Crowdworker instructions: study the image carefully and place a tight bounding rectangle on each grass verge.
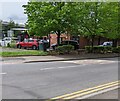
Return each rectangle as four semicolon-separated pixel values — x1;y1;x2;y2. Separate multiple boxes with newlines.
0;50;48;57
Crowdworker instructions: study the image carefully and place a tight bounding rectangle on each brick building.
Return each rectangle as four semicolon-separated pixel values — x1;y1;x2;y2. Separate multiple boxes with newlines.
79;36;120;49
43;33;120;49
49;33;70;46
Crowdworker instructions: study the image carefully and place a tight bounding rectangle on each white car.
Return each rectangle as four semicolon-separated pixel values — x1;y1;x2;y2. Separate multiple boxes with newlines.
99;41;112;46
0;37;12;46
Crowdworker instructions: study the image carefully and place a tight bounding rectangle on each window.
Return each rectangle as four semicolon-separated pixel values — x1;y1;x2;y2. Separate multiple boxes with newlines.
106;43;111;46
69;41;77;45
61;41;68;44
24;39;28;42
28;40;34;42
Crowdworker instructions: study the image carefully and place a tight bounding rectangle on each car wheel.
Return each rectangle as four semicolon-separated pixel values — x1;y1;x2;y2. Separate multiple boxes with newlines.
32;45;37;50
17;44;21;49
24;47;27;49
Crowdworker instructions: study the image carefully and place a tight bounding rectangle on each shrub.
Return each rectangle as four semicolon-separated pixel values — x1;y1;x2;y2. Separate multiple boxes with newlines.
56;46;64;54
85;46;112;53
112;46;120;53
85;46;92;53
103;46;112;53
10;43;16;48
93;46;104;53
56;45;74;54
48;50;58;55
7;42;16;48
63;45;74;54
118;46;120;53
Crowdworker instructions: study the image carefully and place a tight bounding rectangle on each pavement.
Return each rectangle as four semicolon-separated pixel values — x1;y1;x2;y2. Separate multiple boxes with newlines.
0;46;119;63
1;52;120;63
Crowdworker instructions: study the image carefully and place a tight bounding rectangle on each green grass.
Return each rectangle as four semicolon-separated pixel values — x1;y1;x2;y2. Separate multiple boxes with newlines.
0;50;48;57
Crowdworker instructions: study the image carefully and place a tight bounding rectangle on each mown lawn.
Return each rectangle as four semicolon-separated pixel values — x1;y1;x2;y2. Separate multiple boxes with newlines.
0;50;48;57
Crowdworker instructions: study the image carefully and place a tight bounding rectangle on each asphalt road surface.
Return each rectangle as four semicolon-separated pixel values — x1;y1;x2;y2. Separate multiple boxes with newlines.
1;57;119;99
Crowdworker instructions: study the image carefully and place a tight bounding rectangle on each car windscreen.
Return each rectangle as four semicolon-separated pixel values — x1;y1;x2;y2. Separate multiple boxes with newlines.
69;41;78;45
61;41;68;44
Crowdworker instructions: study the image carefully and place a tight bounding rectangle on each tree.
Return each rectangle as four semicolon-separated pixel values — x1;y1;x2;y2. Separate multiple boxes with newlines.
23;2;80;45
73;2;103;49
75;2;119;47
23;2;119;48
98;2;119;47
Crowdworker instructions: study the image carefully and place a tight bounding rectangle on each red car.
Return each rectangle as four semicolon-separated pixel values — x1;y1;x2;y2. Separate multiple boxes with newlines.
16;39;39;50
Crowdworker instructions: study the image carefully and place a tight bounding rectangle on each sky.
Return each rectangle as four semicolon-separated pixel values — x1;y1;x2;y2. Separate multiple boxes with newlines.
0;0;28;24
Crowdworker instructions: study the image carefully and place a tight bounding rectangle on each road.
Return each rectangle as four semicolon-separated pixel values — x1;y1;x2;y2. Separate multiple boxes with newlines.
1;57;119;99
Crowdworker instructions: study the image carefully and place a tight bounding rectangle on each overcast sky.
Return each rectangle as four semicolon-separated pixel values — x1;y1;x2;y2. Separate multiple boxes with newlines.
0;0;28;24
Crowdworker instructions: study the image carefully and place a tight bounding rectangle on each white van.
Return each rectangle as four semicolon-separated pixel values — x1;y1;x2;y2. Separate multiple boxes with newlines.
0;37;12;46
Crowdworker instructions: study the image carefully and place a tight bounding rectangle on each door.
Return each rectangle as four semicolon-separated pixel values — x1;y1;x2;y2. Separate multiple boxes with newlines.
28;40;34;47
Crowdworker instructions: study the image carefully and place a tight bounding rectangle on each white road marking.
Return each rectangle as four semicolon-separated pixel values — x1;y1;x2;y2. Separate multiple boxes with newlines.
62;59;117;65
40;60;117;71
40;64;86;71
0;72;7;75
40;67;55;70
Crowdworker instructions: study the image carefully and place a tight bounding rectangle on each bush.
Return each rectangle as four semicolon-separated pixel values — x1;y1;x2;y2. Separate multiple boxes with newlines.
56;45;74;54
48;50;58;55
103;46;112;53
63;45;74;53
56;46;64;54
85;46;92;53
85;46;112;53
112;46;120;53
7;40;16;48
93;46;104;53
10;43;16;48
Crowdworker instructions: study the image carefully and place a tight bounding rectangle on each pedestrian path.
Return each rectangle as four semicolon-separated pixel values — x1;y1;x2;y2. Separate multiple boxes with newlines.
1;53;119;64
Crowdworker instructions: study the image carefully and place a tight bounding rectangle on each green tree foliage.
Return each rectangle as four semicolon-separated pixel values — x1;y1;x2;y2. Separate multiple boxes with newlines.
23;2;78;36
98;2;119;39
24;2;58;35
23;2;119;46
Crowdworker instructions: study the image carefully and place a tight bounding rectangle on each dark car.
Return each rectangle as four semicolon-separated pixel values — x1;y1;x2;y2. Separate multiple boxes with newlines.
51;40;79;50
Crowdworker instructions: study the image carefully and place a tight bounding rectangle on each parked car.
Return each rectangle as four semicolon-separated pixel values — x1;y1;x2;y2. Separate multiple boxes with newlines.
16;39;39;50
51;40;79;50
99;41;112;46
0;37;12;46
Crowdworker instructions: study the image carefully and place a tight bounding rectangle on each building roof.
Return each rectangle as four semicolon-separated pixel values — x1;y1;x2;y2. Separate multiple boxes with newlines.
11;28;28;31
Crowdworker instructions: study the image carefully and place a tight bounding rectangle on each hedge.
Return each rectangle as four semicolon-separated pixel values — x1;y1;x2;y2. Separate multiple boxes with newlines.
56;45;74;54
112;46;120;53
85;46;120;53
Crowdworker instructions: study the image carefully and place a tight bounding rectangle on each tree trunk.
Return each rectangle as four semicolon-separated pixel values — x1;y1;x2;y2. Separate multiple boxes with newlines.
98;36;101;45
91;35;95;53
91;38;94;48
57;30;61;45
112;39;117;47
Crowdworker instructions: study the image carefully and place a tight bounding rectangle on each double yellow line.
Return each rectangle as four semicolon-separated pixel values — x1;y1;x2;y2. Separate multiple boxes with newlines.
51;80;120;100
